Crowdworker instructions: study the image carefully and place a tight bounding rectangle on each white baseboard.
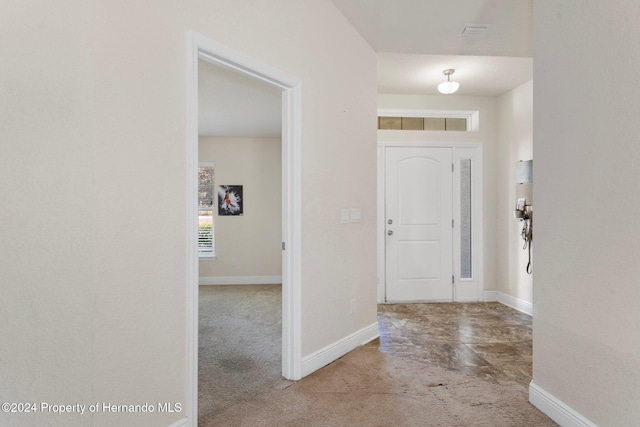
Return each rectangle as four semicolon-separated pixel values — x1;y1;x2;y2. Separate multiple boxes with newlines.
455;296;482;303
529;382;598;427
301;322;379;378
484;290;533;315
167;417;189;427
483;290;498;301
199;276;282;285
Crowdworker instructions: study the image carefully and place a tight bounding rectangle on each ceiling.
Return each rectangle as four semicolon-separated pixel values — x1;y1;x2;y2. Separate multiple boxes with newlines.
377;53;532;97
332;0;533;97
198;0;533;136
198;60;281;137
330;0;532;57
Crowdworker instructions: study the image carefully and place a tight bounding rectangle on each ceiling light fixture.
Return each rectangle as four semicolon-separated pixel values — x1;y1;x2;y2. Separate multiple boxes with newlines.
438;69;459;94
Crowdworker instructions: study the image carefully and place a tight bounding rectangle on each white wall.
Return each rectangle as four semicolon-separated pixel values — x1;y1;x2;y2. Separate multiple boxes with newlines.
198;137;282;280
496;80;533;304
533;2;640;426
377;94;499;292
0;1;377;426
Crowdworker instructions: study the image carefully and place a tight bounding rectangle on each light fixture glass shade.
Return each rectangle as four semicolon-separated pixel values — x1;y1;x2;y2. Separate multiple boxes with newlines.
438;80;460;94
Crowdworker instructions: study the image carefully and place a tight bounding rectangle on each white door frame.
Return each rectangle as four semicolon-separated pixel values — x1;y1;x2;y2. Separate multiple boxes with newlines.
377;142;483;303
186;31;302;425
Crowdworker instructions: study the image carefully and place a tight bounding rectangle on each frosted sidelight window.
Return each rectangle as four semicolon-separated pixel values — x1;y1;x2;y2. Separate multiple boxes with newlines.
460;159;472;278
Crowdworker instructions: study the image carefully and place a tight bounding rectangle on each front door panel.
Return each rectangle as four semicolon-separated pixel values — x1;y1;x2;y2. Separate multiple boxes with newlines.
385;147;453;302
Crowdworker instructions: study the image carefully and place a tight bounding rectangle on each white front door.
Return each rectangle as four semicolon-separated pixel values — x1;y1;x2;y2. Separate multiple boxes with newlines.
385;147;453;302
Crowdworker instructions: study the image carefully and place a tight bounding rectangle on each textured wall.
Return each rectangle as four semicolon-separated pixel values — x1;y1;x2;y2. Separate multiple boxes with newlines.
198;137;282;279
533;2;640;425
0;1;377;425
496;80;533;303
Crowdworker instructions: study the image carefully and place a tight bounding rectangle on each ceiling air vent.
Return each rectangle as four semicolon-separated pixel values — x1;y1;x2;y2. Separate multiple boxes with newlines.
459;24;490;37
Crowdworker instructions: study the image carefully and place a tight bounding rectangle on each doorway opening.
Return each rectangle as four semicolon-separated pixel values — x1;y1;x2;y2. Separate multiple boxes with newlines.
197;58;287;422
186;32;302;425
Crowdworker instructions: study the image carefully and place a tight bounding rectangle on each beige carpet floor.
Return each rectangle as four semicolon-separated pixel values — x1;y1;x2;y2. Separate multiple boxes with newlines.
198;285;291;422
199;285;556;426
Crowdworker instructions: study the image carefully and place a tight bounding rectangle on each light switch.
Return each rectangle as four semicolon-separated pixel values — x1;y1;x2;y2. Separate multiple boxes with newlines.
341;209;350;224
350;208;361;223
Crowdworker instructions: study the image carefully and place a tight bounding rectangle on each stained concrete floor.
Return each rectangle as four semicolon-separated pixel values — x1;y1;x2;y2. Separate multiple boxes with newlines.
375;302;534;388
199;286;555;426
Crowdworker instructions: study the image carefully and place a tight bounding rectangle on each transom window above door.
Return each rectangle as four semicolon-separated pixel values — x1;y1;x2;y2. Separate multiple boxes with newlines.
377;109;479;132
378;116;467;131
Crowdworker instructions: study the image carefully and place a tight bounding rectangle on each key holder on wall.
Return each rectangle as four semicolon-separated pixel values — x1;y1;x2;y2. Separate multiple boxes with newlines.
515;160;533;274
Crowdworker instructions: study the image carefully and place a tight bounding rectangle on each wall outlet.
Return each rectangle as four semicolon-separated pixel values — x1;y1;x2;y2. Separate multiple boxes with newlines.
231;258;238;267
350;298;356;315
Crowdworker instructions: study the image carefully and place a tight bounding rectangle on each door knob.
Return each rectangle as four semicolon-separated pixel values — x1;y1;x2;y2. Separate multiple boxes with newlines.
387;230;394;235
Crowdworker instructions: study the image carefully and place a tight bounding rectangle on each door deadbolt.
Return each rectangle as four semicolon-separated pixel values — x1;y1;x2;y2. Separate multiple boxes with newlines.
387;230;394;235
388;219;393;224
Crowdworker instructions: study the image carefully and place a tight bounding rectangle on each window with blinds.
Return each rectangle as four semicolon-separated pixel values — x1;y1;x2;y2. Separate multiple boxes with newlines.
198;163;215;257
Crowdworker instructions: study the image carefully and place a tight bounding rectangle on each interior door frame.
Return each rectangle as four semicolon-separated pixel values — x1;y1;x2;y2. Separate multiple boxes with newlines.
186;31;302;425
377;142;483;303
